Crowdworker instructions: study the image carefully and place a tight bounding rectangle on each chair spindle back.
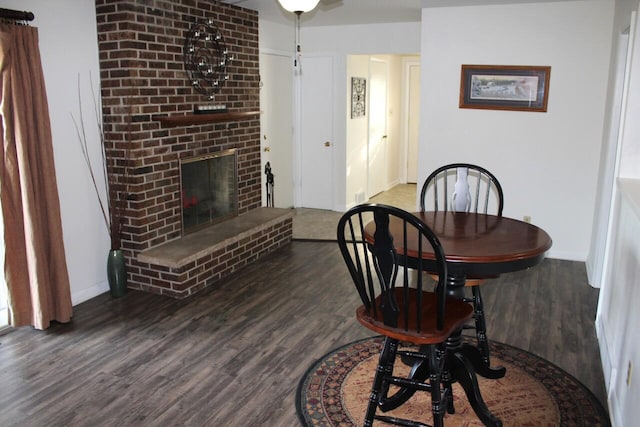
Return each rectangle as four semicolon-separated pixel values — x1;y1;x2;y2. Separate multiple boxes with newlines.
337;204;448;332
420;163;504;215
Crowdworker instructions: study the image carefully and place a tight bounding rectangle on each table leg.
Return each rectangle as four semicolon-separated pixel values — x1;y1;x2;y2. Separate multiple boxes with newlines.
470;286;506;379
444;274;502;425
449;351;503;427
448;274;506;379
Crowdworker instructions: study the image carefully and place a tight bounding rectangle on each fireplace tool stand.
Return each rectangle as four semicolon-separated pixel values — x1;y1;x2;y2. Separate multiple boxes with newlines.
265;162;275;207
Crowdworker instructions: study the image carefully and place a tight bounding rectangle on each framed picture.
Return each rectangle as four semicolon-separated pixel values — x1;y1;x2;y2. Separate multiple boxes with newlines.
351;77;366;118
459;65;551;112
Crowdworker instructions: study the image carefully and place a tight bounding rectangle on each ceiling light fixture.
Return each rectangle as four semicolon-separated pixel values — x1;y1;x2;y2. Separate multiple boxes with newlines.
277;0;320;13
277;0;320;67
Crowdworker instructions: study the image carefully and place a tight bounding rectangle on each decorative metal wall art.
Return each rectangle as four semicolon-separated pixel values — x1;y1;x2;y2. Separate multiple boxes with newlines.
351;77;366;118
183;19;233;101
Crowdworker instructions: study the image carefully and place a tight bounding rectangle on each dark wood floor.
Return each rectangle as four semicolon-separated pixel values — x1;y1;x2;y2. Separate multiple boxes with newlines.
0;241;607;426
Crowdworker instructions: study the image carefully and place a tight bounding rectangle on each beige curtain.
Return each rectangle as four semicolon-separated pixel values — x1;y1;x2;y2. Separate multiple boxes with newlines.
0;23;72;329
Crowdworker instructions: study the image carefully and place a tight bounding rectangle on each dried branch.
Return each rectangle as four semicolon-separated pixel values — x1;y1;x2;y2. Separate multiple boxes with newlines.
71;74;130;250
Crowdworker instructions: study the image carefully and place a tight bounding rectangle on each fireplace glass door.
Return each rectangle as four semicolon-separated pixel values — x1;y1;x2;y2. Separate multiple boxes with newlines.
180;149;238;234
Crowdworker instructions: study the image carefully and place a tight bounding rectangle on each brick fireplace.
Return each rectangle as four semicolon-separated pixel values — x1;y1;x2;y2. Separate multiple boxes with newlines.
95;0;292;298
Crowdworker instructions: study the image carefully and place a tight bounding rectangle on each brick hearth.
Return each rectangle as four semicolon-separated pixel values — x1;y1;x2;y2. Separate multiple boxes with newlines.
95;0;292;298
136;208;292;298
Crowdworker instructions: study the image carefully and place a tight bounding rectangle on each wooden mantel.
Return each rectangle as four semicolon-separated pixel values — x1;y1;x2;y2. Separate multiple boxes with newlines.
152;111;260;127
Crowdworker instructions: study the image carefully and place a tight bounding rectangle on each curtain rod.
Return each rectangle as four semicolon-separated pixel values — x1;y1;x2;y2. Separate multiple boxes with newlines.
0;8;35;22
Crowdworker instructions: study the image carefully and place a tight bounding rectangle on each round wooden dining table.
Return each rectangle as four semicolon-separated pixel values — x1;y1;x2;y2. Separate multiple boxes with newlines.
364;211;552;282
363;211;552;426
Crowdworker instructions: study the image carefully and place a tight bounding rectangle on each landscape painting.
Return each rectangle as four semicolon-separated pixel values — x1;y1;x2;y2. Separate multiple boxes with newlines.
460;65;551;112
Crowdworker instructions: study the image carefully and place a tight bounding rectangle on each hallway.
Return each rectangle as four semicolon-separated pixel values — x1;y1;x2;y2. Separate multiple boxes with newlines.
292;184;417;241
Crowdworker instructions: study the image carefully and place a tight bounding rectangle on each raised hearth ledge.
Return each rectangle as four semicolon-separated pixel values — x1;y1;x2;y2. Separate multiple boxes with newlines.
137;207;293;268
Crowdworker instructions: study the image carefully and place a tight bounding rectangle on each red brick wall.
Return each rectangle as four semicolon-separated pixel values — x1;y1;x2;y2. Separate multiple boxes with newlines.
94;0;275;296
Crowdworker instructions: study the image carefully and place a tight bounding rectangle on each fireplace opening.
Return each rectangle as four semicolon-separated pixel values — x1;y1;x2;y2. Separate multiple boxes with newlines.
180;149;238;234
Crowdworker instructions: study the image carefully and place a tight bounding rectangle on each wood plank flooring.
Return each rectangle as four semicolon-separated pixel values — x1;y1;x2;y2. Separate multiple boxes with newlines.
0;241;607;426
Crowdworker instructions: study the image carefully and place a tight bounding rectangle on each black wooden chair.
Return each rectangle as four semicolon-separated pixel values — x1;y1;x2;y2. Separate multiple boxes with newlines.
337;203;474;427
420;163;503;372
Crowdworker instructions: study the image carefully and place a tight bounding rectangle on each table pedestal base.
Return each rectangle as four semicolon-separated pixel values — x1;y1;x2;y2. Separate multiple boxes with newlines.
392;340;503;426
388;273;506;425
448;350;502;426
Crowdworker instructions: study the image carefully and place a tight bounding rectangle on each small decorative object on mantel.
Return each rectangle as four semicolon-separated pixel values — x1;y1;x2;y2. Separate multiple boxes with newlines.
351;77;366;118
194;104;228;114
459;64;551;112
183;18;233;109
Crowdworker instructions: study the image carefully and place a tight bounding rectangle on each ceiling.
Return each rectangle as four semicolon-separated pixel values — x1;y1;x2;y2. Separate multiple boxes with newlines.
219;0;422;26
219;0;580;26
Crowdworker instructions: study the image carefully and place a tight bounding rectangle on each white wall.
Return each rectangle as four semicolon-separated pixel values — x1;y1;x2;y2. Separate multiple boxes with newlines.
595;1;640;424
420;0;614;261
346;55;370;206
303;22;421;56
598;181;640;426
1;0;111;304
259;19;293;51
587;3;631;287
382;55;404;191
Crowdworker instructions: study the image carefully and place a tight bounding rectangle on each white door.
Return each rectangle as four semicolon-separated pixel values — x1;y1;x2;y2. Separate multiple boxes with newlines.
368;59;388;197
260;52;294;208
407;63;421;183
300;55;334;210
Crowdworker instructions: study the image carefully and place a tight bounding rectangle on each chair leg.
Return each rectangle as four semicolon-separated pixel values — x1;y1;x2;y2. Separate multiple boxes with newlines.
378;339;398;404
441;360;455;415
429;344;446;427
364;337;398;427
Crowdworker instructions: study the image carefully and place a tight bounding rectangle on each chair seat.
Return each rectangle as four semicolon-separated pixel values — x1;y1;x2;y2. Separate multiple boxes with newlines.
357;288;474;345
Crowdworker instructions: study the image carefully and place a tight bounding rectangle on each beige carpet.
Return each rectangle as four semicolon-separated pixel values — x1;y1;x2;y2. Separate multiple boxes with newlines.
292;184;417;241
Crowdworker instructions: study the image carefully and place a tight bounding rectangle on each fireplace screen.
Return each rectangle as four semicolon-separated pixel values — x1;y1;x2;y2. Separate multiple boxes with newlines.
180;149;238;234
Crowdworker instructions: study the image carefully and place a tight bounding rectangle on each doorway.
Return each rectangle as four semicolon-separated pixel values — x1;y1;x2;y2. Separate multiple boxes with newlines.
343;54;419;210
405;60;421;184
368;58;388;198
260;51;294;208
299;54;335;210
278;53;419;212
587;26;630;287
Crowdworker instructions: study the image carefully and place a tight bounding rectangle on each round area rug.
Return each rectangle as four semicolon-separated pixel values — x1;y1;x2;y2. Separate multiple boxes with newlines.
296;336;610;426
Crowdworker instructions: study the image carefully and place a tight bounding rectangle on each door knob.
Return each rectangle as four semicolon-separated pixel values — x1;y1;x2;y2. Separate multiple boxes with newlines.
264;147;271;152
324;141;331;147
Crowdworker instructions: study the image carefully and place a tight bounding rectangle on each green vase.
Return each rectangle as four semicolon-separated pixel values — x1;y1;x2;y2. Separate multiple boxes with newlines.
107;249;127;298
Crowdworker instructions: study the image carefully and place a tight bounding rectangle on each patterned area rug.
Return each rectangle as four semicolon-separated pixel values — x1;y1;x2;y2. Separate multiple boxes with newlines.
296;336;610;426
